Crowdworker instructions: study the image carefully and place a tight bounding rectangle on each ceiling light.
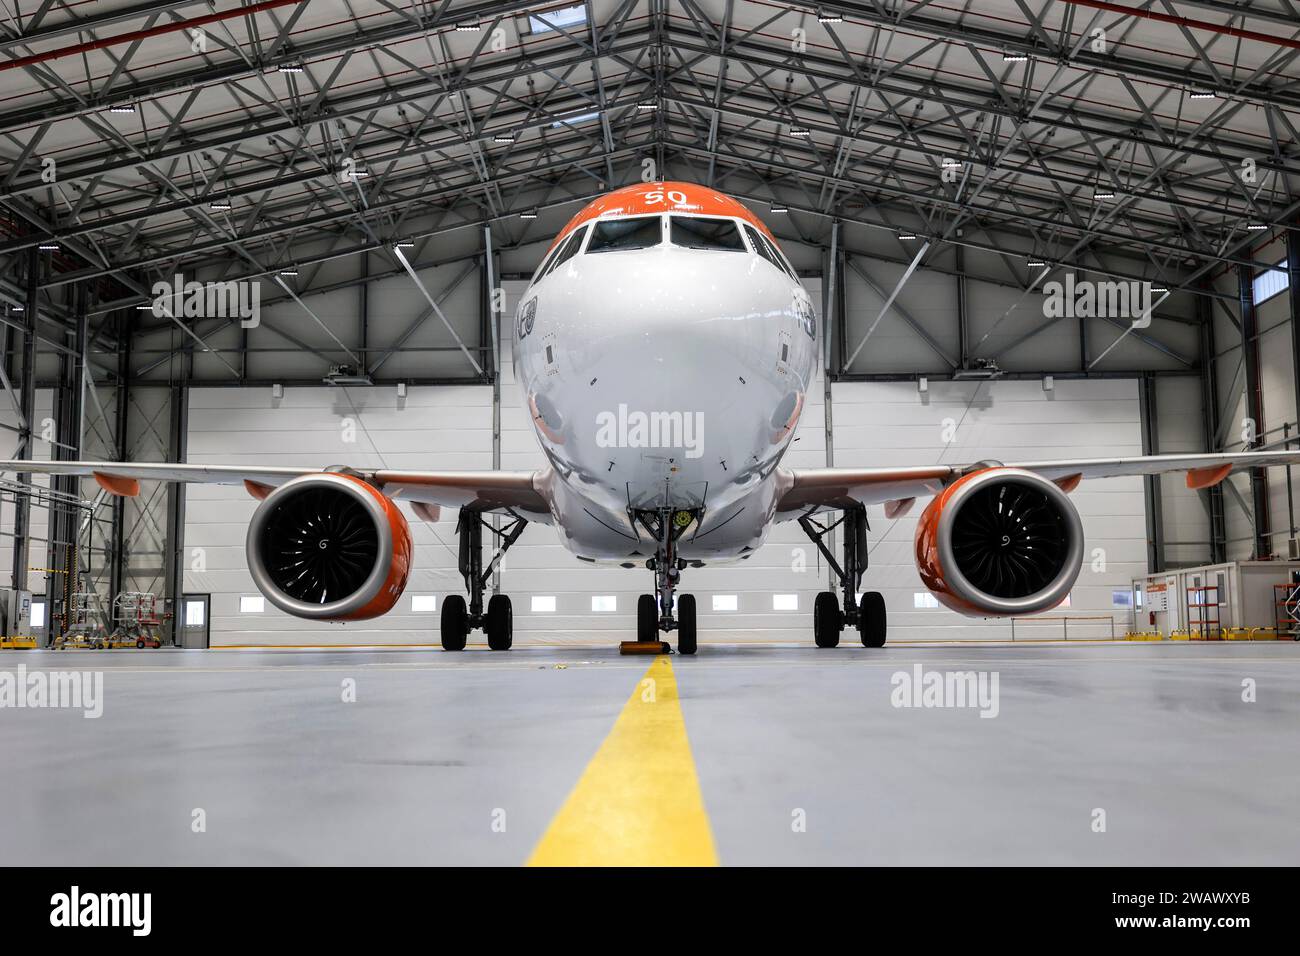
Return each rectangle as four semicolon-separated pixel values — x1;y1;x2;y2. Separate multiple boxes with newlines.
942;159;962;169
1093;190;1116;199
209;200;232;210
106;104;137;114
37;243;59;251
1151;286;1168;293
1246;222;1268;231
395;241;415;249
455;21;481;32
1027;258;1047;267
897;232;917;240
1189;89;1217;99
278;63;305;73
789;126;811;137
637;101;659;112
519;210;539;220
279;270;298;277
770;204;788;213
1002;52;1029;62
493;133;516;143
817;9;843;24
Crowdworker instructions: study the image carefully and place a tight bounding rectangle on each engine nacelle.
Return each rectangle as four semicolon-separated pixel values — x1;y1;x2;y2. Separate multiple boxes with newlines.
246;473;412;621
915;467;1083;617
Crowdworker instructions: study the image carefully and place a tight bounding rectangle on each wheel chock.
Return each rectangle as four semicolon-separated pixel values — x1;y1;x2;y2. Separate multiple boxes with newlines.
619;640;671;655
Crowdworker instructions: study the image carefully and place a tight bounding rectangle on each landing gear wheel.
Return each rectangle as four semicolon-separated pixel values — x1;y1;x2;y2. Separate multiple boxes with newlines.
677;594;697;655
440;594;469;651
637;594;658;642
814;591;842;648
858;591;887;647
486;594;513;651
135;640;144;649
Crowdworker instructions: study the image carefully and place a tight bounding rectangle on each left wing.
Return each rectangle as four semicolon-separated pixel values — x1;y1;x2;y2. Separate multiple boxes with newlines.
775;450;1300;516
0;460;553;521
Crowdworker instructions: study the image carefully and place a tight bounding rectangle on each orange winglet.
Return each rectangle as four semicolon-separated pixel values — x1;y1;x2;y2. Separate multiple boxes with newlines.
1186;463;1232;490
244;479;275;500
1054;473;1083;493
92;471;139;497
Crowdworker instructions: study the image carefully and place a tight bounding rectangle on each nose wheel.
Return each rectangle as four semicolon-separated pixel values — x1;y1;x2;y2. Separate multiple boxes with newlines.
625;508;700;655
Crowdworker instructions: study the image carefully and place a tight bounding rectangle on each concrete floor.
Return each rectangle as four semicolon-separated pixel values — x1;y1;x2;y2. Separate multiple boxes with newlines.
1;641;1297;865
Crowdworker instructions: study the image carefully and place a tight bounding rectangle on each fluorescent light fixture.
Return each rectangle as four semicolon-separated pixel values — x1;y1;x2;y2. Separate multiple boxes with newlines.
942;159;962;168
278;63;305;73
789;126;811;137
1246;222;1268;231
531;595;556;613
1151;285;1168;293
1093;190;1116;199
712;594;738;611
136;304;153;311
1003;52;1029;62
770;203;788;212
209;200;232;210
1027;258;1047;267
773;594;798;611
519;210;539;220
898;231;918;240
239;595;265;614
411;594;435;613
1189;89;1217;99
550;110;599;127
493;132;516;143
817;9;843;24
637;101;659;112
106;104;137;114
455;21;481;32
395;240;415;249
278;269;298;276
37;243;58;251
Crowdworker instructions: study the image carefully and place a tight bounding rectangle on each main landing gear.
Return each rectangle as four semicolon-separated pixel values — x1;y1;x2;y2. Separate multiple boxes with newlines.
440;508;528;651
626;508;698;656
799;503;887;648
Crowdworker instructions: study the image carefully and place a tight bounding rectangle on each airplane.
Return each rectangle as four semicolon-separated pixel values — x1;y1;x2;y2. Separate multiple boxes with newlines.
5;180;1300;655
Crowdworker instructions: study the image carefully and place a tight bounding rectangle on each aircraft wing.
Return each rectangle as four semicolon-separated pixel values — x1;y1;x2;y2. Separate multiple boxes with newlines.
0;460;552;521
775;450;1300;515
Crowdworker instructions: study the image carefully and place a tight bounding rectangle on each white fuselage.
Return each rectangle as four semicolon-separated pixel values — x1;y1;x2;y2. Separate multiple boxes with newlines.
513;207;815;561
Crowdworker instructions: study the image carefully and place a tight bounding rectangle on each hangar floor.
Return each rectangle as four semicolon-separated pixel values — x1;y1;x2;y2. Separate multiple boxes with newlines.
2;642;1296;866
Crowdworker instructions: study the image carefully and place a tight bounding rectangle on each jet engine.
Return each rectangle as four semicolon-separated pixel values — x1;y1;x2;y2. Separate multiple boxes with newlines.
914;467;1083;616
246;473;412;620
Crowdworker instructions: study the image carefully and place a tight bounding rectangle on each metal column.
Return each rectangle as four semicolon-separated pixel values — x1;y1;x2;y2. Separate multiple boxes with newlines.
1138;372;1165;573
10;249;38;593
1239;265;1272;558
162;358;190;645
109;310;132;603
822;221;840;593
1197;291;1227;564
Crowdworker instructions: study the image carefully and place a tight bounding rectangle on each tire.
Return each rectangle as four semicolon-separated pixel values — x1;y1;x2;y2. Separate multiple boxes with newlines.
486;594;513;651
440;594;469;651
136;640;144;649
637;593;658;642
677;594;697;655
814;591;841;648
858;591;887;647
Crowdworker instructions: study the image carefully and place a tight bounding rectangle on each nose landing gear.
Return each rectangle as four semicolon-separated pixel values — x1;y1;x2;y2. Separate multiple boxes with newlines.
624;508;699;655
440;507;528;651
799;503;887;648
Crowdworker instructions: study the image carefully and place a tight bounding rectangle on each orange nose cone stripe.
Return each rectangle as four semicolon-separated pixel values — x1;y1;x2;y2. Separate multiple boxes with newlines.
548;181;778;253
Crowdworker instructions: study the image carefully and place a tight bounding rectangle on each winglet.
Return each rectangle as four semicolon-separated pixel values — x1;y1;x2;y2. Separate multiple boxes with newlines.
1186;463;1233;490
93;471;139;497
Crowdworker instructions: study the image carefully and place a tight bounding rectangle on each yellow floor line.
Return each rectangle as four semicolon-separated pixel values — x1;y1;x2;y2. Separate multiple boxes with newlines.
527;655;718;867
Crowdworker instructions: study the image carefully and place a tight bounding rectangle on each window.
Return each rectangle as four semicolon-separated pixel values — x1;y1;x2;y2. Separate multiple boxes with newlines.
411;595;437;613
30;599;45;629
240;595;265;613
712;594;738;611
591;595;616;612
913;592;939;609
542;224;588;278
184;600;206;626
531;595;556;613
525;4;586;34
772;594;798;611
1252;260;1289;305
586;216;662;253
670;216;745;251
744;223;784;271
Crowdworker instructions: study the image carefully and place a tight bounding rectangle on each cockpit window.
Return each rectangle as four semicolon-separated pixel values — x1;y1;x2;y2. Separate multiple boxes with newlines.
743;223;795;279
541;224;589;279
586;215;662;253
670;216;745;251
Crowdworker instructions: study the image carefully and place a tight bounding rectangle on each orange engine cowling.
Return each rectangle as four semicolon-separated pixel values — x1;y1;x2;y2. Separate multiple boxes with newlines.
246;473;412;621
915;467;1084;617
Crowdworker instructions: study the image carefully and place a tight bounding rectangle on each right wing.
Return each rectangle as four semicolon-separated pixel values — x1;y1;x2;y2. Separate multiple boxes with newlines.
0;460;553;521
